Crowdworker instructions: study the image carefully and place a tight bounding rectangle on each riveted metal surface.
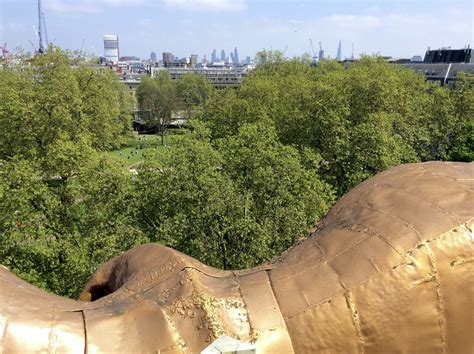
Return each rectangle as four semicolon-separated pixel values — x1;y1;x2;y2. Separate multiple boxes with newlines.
1;162;472;353
285;293;360;352
239;270;294;352
350;241;444;353
428;222;474;353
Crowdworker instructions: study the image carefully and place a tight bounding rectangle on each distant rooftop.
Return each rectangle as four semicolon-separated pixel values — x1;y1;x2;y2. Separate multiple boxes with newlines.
423;47;472;64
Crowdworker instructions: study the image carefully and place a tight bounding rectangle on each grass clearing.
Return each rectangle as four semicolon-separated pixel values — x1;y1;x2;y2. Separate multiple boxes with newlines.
108;133;183;169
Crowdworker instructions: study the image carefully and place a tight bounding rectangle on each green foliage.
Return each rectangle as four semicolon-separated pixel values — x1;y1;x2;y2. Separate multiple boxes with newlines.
136;71;177;128
445;73;474;161
254;49;286;66
0;49;133;159
176;73;214;119
1;49;472;298
0;143;145;297
135;122;332;269
202;57;473;194
0;49;140;297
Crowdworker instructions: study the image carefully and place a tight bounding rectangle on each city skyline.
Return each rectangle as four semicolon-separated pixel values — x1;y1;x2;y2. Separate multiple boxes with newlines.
1;0;472;60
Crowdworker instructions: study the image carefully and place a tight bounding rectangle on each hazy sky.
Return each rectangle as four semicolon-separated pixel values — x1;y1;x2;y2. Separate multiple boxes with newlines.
1;0;472;60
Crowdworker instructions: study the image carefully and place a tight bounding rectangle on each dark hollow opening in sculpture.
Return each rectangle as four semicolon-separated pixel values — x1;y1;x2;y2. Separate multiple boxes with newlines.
88;283;114;301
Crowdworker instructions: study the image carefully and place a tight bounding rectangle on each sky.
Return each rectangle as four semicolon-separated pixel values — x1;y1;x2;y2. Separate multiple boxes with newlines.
1;0;473;60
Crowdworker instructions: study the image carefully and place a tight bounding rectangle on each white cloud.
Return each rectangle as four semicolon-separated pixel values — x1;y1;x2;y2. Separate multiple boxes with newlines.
320;14;381;30
46;0;246;13
46;0;151;14
163;0;247;12
46;0;100;13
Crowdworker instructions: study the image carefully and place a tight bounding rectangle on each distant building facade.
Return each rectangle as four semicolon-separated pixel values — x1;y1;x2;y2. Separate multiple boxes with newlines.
402;47;473;85
151;65;253;89
162;52;173;65
150;51;157;62
233;47;239;64
423;47;472;64
103;34;119;64
190;54;198;67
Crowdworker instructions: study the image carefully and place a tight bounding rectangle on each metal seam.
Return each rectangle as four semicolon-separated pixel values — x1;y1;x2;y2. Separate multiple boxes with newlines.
264;269;295;353
284;223;470;320
80;310;87;354
424;243;448;354
356;199;423;241
378;182;463;225
344;290;365;354
231;271;254;340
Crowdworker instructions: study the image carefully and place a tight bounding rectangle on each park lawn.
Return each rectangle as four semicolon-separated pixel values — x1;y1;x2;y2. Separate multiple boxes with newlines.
108;133;183;169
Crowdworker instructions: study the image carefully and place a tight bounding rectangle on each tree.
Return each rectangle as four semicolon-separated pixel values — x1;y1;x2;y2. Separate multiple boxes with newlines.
254;49;286;66
218;122;333;261
135;121;333;269
135;124;243;269
445;73;474;162
74;66;133;150
202;56;467;195
0;140;146;297
136;71;177;144
0;48;140;297
176;73;214;119
0;48;133;159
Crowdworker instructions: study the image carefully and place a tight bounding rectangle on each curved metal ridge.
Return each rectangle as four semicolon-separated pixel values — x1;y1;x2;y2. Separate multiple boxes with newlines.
0;161;472;353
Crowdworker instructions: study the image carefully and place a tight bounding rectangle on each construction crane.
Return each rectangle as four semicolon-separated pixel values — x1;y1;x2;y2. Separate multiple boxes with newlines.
37;0;48;53
29;40;37;54
0;43;9;57
318;42;324;61
42;10;49;48
309;38;316;62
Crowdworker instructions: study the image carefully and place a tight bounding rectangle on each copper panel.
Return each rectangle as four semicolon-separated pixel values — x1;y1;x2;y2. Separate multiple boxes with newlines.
285;293;359;352
329;235;403;288
84;299;181;352
428;223;474;353
239;271;294;353
1;162;472;353
270;262;344;318
351;244;443;353
367;185;458;238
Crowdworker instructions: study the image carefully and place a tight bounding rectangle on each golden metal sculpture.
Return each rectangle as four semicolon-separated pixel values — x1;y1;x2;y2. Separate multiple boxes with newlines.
1;161;473;353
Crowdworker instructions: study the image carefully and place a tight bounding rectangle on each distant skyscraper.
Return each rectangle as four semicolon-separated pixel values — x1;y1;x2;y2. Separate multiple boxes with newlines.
318;41;324;61
150;51;157;62
230;52;234;64
233;47;239;64
103;34;119;64
203;54;208;64
162;52;173;65
190;54;198;67
220;49;225;62
245;56;251;65
211;49;217;63
336;40;342;61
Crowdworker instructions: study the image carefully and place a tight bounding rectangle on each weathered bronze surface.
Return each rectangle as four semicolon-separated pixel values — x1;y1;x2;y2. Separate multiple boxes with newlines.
1;161;473;353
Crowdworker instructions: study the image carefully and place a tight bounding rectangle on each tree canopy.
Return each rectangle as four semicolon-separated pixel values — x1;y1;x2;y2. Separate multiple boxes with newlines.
201;57;473;193
1;49;472;297
135;121;332;269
